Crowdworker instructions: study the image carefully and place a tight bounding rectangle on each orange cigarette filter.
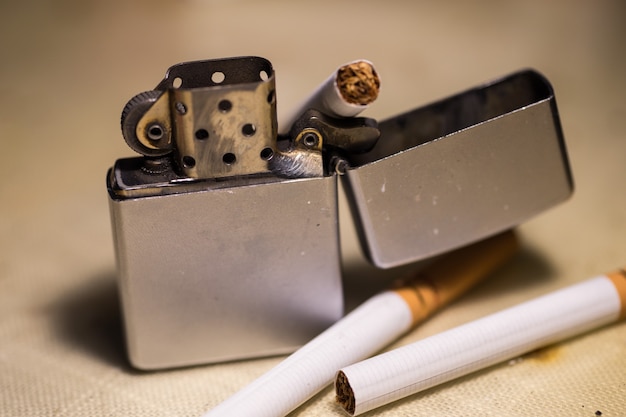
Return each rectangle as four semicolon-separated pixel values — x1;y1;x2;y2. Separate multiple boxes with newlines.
395;230;519;325
606;268;626;319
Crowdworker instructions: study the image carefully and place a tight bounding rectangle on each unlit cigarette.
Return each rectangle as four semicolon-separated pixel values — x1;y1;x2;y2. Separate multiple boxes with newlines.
336;268;626;416
278;60;381;134
201;231;518;417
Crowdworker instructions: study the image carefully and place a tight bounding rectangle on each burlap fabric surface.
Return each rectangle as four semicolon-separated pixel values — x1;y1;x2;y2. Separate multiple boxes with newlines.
1;1;625;416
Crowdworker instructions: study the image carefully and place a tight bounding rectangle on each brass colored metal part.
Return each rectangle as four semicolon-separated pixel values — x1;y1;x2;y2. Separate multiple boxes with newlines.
168;78;277;179
294;128;323;151
135;92;173;153
126;57;279;180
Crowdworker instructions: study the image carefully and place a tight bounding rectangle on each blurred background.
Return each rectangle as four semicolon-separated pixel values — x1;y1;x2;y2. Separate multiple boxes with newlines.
1;1;624;416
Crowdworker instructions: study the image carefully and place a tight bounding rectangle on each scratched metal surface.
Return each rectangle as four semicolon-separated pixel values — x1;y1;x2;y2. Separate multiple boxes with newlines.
0;1;624;416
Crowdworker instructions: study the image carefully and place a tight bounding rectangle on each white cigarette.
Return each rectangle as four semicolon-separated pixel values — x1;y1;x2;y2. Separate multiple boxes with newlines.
201;231;518;417
336;268;626;416
278;60;381;134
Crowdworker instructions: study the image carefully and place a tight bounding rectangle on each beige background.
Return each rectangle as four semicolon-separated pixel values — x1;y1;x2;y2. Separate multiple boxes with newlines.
1;1;625;416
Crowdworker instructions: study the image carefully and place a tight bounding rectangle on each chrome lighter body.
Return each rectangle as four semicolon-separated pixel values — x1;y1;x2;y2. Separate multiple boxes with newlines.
344;71;572;267
107;57;572;369
109;170;341;369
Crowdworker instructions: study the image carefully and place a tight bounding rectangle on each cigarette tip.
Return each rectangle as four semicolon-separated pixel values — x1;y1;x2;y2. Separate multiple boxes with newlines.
336;60;380;106
335;371;356;415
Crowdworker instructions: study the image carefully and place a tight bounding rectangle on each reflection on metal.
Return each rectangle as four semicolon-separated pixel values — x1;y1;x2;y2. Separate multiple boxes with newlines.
345;71;572;267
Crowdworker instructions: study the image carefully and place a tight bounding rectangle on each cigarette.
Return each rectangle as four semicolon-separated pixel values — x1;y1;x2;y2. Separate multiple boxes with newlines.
278;60;381;134
336;268;626;416
201;231;518;417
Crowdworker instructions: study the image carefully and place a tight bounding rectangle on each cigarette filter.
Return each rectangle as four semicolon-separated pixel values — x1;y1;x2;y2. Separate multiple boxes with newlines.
278;60;380;134
336;268;626;415
201;231;518;417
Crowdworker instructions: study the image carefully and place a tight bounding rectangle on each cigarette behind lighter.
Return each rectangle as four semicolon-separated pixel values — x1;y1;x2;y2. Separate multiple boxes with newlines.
107;56;572;369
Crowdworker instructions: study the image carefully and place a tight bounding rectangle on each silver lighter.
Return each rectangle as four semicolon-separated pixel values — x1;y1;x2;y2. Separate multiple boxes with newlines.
107;56;572;369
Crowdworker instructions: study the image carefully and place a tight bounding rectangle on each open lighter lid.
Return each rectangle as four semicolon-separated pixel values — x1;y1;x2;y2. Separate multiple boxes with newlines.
342;70;573;268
